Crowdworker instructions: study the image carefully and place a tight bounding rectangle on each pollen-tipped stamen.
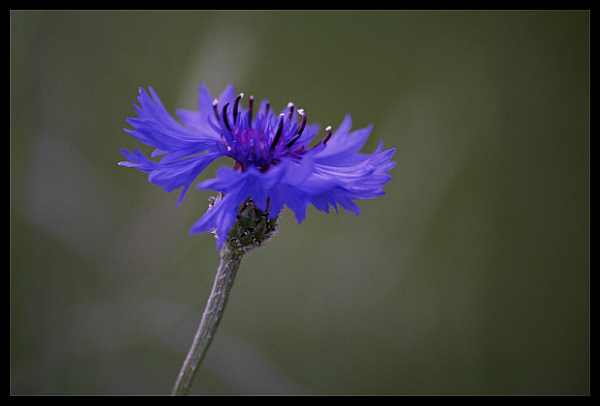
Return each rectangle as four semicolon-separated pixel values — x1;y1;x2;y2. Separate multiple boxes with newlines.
233;93;244;125
322;126;333;145
248;96;254;128
284;108;306;148
212;99;220;121
270;114;285;151
221;103;232;132
296;109;307;136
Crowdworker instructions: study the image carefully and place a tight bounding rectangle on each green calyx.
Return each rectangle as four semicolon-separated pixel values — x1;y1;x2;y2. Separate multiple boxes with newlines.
209;194;278;252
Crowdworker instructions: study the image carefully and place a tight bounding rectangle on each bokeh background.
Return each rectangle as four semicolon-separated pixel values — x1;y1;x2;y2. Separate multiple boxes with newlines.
11;10;589;395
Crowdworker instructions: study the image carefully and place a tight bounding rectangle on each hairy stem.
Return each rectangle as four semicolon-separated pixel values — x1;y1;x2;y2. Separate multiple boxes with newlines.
171;244;245;396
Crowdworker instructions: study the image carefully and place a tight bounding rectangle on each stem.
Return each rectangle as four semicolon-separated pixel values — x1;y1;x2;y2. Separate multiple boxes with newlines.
171;243;245;396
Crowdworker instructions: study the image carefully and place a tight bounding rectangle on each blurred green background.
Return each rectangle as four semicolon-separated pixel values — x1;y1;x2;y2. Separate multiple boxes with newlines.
10;10;589;395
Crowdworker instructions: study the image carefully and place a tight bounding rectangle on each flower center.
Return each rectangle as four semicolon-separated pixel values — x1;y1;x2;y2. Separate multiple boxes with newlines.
209;93;331;173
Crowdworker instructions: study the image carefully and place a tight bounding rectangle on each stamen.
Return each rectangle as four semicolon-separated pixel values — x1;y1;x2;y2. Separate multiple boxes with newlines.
264;102;270;116
287;102;295;120
233;93;244;125
248;96;254;128
322;126;333;145
296;109;307;136
212;99;220;121
221;103;232;132
286;134;301;148
270;114;285;151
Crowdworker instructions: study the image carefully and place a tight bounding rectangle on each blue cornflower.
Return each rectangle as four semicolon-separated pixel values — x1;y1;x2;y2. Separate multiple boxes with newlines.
120;84;396;250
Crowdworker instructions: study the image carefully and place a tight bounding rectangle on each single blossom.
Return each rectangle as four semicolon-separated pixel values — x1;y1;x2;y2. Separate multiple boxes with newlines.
120;84;396;249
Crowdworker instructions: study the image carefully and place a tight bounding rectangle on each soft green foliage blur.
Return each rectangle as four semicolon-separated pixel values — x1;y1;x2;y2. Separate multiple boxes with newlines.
10;10;589;395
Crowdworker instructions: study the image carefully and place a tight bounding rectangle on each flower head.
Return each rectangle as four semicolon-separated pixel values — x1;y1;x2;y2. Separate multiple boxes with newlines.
120;84;396;250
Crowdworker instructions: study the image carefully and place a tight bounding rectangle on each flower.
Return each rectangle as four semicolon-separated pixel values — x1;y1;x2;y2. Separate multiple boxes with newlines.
120;84;396;250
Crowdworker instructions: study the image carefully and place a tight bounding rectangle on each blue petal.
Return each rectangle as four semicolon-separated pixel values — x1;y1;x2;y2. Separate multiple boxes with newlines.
198;83;216;117
190;169;250;249
218;84;237;107
120;147;223;206
125;87;219;154
315;115;374;165
189;189;243;250
175;109;220;140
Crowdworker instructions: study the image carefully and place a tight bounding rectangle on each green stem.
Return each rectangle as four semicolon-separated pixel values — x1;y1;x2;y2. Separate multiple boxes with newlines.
171;243;245;396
